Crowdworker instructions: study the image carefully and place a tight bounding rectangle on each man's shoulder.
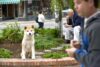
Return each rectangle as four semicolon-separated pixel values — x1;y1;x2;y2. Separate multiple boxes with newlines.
87;18;100;31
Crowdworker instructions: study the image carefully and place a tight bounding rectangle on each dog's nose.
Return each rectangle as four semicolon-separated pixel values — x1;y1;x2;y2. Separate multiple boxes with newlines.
29;33;31;35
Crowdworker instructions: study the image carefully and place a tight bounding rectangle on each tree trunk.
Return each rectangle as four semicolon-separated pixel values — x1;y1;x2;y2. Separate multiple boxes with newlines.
58;10;63;37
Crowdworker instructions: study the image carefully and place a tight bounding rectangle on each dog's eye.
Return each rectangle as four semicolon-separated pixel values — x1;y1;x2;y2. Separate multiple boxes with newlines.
27;30;29;32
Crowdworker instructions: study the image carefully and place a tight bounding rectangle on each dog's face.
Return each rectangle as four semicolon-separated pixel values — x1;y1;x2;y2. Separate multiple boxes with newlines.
24;25;35;36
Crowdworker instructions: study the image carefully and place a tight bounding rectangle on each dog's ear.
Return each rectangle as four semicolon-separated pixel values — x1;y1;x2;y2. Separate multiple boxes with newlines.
31;25;34;28
24;26;27;30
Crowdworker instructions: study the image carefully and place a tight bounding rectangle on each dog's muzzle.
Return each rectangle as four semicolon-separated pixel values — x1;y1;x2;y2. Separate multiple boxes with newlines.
29;33;32;35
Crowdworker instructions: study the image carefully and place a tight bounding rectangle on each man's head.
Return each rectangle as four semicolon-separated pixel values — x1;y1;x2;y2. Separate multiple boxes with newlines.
73;0;99;18
67;9;74;17
39;11;42;14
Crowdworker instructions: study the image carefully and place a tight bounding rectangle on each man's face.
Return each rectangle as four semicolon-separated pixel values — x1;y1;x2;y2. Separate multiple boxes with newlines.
73;0;91;17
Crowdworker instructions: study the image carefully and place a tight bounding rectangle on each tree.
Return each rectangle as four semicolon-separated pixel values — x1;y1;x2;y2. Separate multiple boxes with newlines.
67;0;74;9
50;0;64;37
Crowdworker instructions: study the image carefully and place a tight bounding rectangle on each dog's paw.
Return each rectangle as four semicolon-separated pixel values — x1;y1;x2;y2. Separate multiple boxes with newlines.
22;58;26;60
21;57;26;60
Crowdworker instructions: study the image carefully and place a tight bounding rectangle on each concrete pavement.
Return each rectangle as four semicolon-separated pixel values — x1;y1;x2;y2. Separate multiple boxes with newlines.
0;18;60;29
0;17;67;29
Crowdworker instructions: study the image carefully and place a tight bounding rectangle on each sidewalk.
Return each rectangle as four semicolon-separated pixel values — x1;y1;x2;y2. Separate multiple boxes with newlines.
0;18;59;29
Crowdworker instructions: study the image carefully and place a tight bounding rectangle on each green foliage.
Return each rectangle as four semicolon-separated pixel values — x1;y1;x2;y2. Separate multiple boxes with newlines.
35;29;64;50
62;45;70;51
50;0;64;37
43;52;69;59
0;22;23;43
67;0;74;9
0;25;64;51
50;0;64;12
0;48;12;58
35;28;60;38
50;0;64;21
35;37;63;50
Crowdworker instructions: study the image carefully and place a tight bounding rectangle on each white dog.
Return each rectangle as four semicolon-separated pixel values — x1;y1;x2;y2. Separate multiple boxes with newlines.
21;25;35;59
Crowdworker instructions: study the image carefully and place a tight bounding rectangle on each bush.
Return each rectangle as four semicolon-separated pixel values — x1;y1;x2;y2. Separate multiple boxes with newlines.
0;48;12;58
35;28;60;38
62;45;70;51
43;52;69;59
0;22;23;43
0;25;64;51
35;28;64;50
35;34;63;50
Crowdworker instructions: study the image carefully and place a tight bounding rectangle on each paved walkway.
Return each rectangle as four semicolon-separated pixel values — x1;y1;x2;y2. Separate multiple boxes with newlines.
0;18;59;29
0;17;67;29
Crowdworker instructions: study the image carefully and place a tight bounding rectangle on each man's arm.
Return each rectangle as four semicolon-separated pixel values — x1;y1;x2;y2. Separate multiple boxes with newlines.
66;39;88;66
66;48;88;66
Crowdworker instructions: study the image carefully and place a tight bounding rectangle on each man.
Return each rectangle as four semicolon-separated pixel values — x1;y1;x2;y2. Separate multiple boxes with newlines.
38;11;45;28
66;0;100;67
62;9;73;43
72;10;84;42
63;9;84;43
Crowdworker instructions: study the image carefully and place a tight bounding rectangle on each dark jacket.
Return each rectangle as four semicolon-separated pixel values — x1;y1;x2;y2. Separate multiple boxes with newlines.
67;11;84;27
72;11;84;27
74;11;100;67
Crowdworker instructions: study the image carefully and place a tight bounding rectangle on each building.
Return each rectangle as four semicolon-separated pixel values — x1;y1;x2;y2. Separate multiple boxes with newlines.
0;0;51;21
0;0;20;21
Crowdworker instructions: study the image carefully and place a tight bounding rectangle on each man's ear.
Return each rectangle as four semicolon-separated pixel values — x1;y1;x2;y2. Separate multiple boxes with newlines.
24;26;27;30
31;25;34;28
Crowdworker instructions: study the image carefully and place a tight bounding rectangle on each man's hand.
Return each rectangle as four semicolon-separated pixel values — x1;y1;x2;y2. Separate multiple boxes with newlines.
65;40;81;57
70;40;81;49
65;48;77;57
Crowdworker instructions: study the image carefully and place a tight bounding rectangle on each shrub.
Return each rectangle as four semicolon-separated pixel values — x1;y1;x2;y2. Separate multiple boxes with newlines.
35;28;60;38
35;28;64;50
43;52;69;59
0;48;12;58
62;45;70;51
0;25;64;51
35;34;63;50
0;22;23;43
